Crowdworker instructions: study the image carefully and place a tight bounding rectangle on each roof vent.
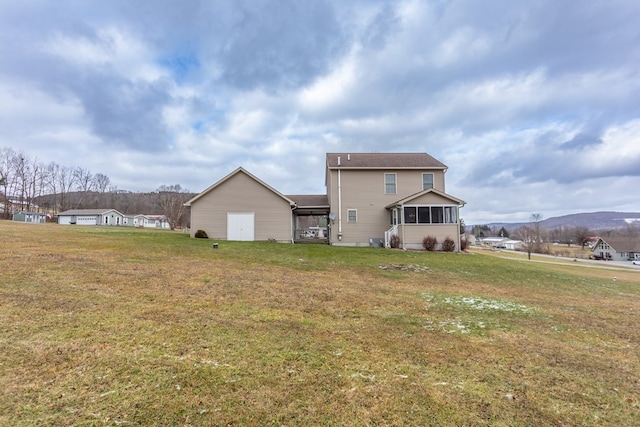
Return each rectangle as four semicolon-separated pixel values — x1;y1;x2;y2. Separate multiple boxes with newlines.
347;153;351;161
337;156;341;166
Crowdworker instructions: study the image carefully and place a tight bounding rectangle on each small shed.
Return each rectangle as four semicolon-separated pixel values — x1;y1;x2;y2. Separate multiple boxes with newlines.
13;211;46;223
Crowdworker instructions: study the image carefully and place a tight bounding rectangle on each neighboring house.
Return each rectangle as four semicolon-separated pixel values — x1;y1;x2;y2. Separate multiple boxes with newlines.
58;209;126;226
186;152;466;250
131;214;171;229
502;239;524;250
13;211;46;223
479;237;509;248
592;237;640;261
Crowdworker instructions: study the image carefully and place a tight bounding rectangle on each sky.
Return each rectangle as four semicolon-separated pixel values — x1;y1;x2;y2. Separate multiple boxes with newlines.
1;0;639;224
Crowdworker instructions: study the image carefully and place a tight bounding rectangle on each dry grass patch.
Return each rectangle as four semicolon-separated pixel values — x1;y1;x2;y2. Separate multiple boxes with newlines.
1;222;639;426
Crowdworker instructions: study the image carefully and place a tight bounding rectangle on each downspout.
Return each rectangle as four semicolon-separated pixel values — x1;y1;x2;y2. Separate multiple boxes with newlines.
400;204;405;250
456;205;461;252
337;157;342;241
457;203;465;251
291;204;296;244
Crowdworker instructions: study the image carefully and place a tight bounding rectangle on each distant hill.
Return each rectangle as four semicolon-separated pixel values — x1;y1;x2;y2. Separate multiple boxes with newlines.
472;211;640;231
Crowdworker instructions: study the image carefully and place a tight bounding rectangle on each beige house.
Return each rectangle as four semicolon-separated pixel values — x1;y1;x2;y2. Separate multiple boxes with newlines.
326;153;465;250
185;152;466;250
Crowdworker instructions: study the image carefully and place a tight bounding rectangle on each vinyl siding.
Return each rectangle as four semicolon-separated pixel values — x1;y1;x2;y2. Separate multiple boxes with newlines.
190;171;292;241
399;223;461;250
328;169;446;245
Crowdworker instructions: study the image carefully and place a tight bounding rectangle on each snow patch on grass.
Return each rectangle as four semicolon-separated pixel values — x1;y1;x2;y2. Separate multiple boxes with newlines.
421;293;533;314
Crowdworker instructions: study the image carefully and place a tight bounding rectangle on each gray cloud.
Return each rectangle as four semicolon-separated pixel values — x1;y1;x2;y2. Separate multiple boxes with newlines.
1;0;639;224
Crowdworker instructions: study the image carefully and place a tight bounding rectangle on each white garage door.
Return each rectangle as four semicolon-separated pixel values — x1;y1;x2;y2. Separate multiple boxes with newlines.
227;213;255;241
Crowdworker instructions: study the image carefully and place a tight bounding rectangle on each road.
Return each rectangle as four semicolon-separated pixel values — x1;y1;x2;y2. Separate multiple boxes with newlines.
471;247;640;272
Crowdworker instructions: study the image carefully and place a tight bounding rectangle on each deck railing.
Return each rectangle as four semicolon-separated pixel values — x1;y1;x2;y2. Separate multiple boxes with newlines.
384;225;398;248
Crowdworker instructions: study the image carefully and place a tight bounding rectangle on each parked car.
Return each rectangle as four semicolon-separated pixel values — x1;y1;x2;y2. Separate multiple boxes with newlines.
632;259;640;265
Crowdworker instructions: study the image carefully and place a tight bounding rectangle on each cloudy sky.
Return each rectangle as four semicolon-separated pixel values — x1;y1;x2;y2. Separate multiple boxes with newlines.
1;0;639;224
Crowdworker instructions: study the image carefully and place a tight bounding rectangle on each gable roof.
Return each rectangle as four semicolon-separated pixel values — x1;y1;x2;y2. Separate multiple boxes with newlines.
58;209;122;216
385;188;466;209
132;214;167;220
326;152;447;169
593;237;640;252
184;167;296;207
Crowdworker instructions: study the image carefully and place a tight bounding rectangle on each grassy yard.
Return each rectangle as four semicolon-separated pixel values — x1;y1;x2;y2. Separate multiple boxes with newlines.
1;221;638;426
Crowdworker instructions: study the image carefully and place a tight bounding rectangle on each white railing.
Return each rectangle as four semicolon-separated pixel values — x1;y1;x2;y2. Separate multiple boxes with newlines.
384;225;398;248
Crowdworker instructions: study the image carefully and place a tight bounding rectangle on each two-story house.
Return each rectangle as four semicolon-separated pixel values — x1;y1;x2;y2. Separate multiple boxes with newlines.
325;153;465;250
185;152;466;251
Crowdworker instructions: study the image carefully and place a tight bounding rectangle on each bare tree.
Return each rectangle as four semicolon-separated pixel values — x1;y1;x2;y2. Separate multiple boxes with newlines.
514;225;536;260
45;162;61;213
573;226;591;249
12;153;28;210
157;184;190;230
57;165;77;212
74;167;95;208
530;213;544;253
0;147;17;218
93;173;110;194
513;213;545;260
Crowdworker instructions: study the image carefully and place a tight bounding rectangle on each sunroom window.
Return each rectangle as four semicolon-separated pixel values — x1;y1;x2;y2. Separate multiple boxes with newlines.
401;205;458;224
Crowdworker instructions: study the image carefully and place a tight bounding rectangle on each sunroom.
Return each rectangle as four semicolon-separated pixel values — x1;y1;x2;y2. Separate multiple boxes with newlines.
384;188;465;251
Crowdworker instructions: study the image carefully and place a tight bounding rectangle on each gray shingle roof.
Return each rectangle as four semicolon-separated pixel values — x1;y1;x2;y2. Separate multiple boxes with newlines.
597;237;640;252
287;195;329;207
58;209;119;215
326;152;447;169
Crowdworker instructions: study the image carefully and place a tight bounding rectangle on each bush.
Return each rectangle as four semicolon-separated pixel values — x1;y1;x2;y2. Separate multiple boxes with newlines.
389;234;400;248
194;229;208;239
460;238;468;251
442;236;456;252
422;235;438;251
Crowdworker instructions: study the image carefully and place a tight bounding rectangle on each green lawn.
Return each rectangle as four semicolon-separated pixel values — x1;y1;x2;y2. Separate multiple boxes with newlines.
1;221;638;426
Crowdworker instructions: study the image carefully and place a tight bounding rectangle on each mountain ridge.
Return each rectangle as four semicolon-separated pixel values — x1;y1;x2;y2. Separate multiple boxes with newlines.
471;211;640;231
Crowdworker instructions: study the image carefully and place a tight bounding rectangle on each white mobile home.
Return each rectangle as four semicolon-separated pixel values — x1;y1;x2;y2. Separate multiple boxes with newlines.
58;209;125;226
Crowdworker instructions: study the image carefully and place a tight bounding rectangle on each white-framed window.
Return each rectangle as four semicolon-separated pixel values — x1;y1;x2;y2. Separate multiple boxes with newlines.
384;173;396;194
402;205;458;224
347;209;357;223
422;173;434;190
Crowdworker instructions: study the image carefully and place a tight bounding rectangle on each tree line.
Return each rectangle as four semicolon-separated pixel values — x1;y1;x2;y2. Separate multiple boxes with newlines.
0;147;193;229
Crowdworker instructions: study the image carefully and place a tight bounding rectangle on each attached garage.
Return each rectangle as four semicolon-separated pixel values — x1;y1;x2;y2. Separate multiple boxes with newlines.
184;168;295;242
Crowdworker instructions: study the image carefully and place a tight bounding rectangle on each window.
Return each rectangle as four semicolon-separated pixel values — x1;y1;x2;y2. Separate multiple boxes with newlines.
445;206;457;223
418;207;430;223
403;206;417;223
422;173;434;190
431;207;444;223
385;173;396;194
401;205;458;224
347;209;357;223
